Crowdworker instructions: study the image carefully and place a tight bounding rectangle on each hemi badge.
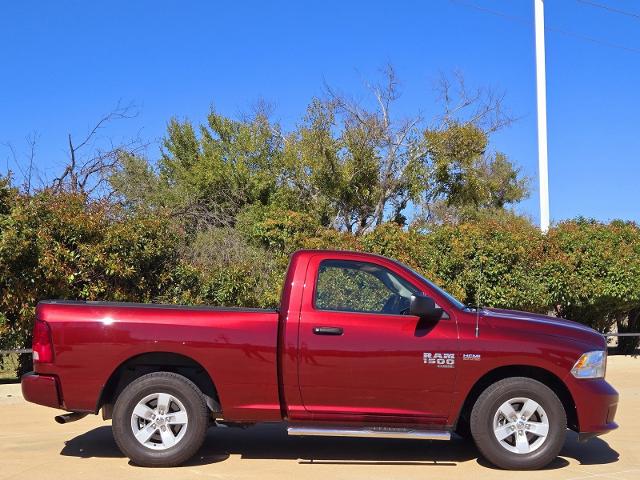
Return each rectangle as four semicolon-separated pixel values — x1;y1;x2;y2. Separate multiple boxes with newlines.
463;353;481;361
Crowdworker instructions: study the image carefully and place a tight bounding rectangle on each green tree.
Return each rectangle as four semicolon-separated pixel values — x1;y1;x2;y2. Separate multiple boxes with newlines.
274;67;529;233
0;188;191;355
111;108;284;231
424;122;528;222
543;219;640;339
110;67;529;235
279;98;390;232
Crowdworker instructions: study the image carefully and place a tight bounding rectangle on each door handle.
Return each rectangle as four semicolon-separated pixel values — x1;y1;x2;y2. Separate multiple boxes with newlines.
312;326;343;336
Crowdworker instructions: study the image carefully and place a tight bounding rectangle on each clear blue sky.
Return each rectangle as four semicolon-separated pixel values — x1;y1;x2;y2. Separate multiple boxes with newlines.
1;0;639;224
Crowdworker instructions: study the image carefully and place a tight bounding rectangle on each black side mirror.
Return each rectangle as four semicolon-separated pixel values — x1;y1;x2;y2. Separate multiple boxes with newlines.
410;293;443;322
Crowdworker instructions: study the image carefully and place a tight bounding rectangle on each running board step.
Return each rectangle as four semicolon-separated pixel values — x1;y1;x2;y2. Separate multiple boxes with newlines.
287;426;450;441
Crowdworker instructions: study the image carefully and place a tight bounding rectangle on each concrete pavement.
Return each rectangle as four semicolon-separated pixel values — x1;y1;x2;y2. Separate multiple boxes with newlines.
1;356;638;480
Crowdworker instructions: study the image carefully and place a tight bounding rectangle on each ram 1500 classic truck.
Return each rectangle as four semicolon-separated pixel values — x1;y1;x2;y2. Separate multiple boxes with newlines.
22;249;618;470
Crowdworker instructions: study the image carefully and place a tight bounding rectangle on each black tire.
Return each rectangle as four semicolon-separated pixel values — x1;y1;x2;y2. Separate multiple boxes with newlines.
470;377;566;470
112;372;209;467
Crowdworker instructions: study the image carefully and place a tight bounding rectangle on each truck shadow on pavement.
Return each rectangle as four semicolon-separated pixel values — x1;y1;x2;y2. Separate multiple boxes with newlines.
60;423;619;469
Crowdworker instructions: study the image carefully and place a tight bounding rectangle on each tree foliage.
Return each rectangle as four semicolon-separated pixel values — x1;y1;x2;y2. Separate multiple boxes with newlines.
544;219;640;348
110;68;529;235
2;174;639;373
2;67;638;380
0;187;185;349
111;109;283;232
425;123;528;214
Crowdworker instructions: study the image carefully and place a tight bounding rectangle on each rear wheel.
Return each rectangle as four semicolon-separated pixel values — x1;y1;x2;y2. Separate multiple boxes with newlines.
470;377;566;470
112;372;209;467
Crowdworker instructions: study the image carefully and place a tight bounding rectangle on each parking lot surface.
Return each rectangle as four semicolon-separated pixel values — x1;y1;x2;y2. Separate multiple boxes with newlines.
1;356;638;480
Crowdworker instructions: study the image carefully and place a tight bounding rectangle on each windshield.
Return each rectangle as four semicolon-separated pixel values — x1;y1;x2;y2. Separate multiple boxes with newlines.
401;263;467;310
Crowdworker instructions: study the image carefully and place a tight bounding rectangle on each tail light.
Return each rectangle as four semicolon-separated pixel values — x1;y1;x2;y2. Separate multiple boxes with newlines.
32;319;54;363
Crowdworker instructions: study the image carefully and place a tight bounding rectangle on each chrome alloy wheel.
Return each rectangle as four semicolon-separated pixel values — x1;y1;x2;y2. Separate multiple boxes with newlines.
130;392;189;450
492;397;550;454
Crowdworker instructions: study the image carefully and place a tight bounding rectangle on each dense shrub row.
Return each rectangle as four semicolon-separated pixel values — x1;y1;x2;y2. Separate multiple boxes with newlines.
1;184;639;378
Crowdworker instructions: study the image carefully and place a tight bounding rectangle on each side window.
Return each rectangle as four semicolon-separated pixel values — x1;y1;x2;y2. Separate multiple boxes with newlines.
314;259;418;315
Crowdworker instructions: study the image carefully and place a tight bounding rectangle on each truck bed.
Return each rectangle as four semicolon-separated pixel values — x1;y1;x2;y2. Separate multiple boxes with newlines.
34;300;282;420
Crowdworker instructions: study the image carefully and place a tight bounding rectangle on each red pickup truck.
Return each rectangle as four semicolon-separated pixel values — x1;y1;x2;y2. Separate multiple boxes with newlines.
22;249;618;470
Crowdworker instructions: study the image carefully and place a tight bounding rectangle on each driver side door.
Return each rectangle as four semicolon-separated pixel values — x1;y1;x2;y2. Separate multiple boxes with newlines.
296;255;459;425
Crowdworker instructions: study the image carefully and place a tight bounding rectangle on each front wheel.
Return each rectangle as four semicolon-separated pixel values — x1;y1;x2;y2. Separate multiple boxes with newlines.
112;372;209;467
470;377;566;470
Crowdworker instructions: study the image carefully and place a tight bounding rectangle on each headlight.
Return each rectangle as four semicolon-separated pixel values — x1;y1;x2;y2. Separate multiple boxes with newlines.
571;350;606;379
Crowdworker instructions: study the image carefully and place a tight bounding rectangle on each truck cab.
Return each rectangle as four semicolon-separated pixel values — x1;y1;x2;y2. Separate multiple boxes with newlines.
280;250;459;425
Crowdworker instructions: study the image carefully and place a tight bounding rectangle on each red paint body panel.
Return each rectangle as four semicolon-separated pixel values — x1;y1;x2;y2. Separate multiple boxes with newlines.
34;303;281;420
449;307;617;431
21;373;61;409
293;252;458;424
565;377;618;434
23;249;618;438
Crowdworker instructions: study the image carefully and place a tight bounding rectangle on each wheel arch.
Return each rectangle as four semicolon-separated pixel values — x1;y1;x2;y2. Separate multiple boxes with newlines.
97;351;220;418
455;365;578;433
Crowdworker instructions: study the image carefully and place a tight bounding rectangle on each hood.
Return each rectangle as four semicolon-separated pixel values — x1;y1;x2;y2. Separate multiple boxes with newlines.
483;307;606;349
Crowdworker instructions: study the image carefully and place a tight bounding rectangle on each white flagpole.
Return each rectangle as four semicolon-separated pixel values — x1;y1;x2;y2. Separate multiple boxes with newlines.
534;0;550;232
